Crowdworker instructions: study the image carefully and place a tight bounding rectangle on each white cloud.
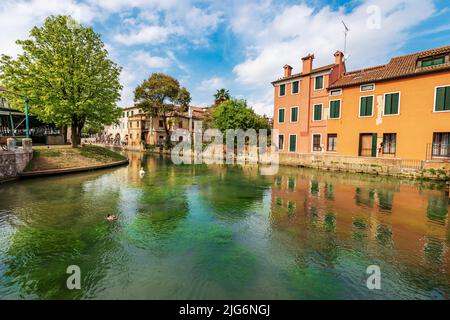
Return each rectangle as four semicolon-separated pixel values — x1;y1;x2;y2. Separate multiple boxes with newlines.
199;77;226;91
231;0;437;115
132;51;171;69
113;25;174;45
0;0;98;57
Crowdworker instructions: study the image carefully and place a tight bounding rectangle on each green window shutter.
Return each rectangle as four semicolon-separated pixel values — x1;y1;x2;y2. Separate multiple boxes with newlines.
280;84;286;96
436;87;446;111
278;109;285;122
315;76;323;89
385;93;399;115
314;105;322;120
361;97;373;116
330;101;340;118
291;107;298;122
371;133;378;157
445;87;450;111
289;135;296;152
385;94;392;114
292;81;299;94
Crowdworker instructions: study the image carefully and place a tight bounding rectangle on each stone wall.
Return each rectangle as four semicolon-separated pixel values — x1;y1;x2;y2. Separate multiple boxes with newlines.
279;152;450;181
0;138;33;182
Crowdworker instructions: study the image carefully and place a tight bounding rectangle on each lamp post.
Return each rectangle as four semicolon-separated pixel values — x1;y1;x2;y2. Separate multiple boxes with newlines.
0;87;29;138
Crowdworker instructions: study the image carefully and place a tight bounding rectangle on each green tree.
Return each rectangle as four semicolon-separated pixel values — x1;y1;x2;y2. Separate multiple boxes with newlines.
212;99;270;132
0;15;122;147
213;88;231;105
134;73;191;146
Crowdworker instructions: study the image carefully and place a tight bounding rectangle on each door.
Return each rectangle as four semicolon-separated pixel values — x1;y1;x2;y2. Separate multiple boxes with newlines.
359;134;373;157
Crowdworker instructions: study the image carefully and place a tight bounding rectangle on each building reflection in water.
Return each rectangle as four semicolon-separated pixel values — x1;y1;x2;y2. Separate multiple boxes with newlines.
269;167;450;294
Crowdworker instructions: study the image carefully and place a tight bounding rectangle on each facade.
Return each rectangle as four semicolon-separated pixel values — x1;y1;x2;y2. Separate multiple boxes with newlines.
272;52;346;154
101;106;207;148
273;45;450;161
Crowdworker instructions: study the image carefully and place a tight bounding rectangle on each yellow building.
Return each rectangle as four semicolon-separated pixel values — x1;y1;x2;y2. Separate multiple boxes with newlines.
327;45;450;161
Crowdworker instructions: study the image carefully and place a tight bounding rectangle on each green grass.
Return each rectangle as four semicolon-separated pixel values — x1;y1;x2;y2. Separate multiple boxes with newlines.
33;149;63;158
79;145;126;162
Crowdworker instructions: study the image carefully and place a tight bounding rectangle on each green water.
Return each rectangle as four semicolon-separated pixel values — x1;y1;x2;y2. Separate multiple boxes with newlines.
0;153;449;299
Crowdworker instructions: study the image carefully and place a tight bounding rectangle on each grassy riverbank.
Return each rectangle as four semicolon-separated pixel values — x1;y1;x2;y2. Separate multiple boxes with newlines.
25;145;126;172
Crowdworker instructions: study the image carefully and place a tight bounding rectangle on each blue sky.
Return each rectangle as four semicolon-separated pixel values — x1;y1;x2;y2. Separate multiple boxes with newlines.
0;0;449;116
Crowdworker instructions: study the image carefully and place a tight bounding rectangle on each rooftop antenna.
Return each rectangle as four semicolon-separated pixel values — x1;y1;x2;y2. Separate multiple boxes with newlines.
342;20;350;60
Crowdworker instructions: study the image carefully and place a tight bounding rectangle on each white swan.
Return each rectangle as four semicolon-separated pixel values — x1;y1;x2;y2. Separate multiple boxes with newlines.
139;167;146;177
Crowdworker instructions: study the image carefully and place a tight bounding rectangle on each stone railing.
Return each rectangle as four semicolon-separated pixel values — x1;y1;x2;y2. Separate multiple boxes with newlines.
0;138;33;182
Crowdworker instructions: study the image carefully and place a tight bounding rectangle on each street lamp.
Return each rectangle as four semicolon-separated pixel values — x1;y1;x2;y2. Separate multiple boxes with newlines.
0;87;29;138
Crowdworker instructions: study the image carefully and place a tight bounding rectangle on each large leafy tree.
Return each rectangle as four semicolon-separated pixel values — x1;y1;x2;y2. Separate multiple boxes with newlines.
134;73;191;146
0;15;122;147
212;99;270;132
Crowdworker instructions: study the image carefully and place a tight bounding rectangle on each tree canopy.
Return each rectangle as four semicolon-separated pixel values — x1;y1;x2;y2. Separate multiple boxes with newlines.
134;73;191;146
0;15;123;147
211;99;270;132
213;88;231;106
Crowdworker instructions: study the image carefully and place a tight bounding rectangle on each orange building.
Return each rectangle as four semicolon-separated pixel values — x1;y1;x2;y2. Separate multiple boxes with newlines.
273;45;450;161
272;52;346;154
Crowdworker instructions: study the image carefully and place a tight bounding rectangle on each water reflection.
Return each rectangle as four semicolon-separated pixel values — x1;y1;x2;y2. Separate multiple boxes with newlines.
0;153;448;299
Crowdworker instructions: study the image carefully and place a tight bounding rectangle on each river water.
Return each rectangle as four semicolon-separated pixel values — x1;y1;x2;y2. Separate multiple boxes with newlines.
0;152;449;299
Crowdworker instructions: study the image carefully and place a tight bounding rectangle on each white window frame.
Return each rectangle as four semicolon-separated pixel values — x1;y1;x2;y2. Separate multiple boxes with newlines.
291;80;300;95
278;134;285;150
278;108;286;123
278;84;286;97
290;106;299;123
329;89;342;96
433;85;450;113
326;134;338;153
288;134;297;153
311;133;323;153
360;83;375;92
314;75;324;91
359;95;375;118
328;99;342;120
382;91;401;116
312;103;323;122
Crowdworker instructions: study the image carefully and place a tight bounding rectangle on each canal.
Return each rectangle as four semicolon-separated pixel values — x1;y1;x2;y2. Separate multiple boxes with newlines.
0;152;449;299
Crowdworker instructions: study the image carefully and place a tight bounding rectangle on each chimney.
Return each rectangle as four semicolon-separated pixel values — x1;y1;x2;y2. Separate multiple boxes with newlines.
302;54;314;74
334;51;344;65
283;64;293;78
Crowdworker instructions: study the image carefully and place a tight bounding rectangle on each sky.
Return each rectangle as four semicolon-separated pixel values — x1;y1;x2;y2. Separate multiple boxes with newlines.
0;0;449;116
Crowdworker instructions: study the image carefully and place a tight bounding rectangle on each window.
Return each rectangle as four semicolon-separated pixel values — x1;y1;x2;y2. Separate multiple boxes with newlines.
432;133;450;157
136;121;139;128
327;134;337;152
126;111;129;117
313;104;322;121
278;134;284;150
360;84;375;92
360;96;374;117
421;56;445;67
312;134;321;151
122;112;125;118
435;86;450;112
382;133;396;154
289;135;297;152
179;121;183;128
329;100;341;119
330;89;342;96
159;120;164;127
314;76;324;90
279;84;286;96
291;107;298;122
292;81;300;94
278;108;285;123
384;92;400;115
131;111;134;116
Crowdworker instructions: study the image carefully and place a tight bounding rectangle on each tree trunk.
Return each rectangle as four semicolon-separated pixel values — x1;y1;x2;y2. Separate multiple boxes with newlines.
61;125;68;144
70;118;83;148
162;115;172;148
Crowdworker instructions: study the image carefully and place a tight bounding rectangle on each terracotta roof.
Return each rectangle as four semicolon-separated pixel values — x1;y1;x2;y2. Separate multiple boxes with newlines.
329;45;450;89
272;63;336;84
